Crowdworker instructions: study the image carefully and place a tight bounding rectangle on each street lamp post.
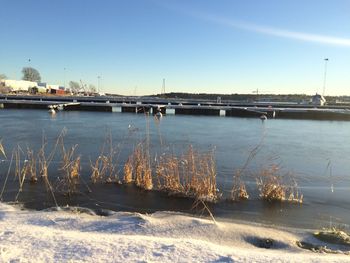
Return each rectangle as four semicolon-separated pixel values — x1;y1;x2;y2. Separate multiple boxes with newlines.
64;67;66;88
322;58;329;96
97;76;101;94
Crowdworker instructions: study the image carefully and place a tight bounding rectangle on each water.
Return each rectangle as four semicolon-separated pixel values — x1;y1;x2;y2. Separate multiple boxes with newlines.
0;109;350;229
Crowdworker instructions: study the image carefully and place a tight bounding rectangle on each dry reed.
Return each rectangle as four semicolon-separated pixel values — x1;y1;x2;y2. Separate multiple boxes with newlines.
156;154;183;193
230;170;249;201
256;164;303;203
182;146;218;201
124;142;153;190
154;145;218;202
37;131;65;206
26;148;37;183
0;139;6;159
123;156;133;183
90;133;120;183
59;142;81;195
13;146;38;200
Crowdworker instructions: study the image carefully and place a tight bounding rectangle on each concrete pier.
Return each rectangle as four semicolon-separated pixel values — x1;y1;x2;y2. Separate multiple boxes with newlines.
63;103;112;112
121;106;137;113
226;108;276;118
274;108;350;121
1;95;350;121
175;107;220;116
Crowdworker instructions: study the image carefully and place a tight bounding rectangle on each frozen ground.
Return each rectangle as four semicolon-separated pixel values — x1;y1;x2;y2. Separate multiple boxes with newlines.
0;202;349;262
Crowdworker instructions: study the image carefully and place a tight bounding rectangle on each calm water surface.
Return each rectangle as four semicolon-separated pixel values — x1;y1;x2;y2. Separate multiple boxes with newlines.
0;109;349;229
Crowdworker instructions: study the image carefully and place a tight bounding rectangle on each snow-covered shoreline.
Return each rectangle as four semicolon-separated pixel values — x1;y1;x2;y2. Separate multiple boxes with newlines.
0;202;348;262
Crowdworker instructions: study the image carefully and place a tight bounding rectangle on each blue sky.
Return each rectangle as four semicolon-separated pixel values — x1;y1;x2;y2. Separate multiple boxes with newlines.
0;0;349;95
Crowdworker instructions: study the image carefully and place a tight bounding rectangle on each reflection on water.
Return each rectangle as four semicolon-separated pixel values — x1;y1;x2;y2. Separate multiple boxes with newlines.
0;109;350;229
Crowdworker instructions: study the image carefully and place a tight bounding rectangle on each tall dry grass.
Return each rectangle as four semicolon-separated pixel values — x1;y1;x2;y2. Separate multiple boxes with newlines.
155;145;218;202
0;123;306;207
155;154;183;193
124;142;153;190
182;146;218;201
12;146;38;201
230;170;249;201
256;164;303;203
26;148;37;183
0;139;6;159
90;133;120;184
58;141;81;195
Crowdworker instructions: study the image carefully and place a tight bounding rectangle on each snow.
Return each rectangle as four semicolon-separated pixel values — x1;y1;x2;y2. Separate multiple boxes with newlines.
0;202;349;262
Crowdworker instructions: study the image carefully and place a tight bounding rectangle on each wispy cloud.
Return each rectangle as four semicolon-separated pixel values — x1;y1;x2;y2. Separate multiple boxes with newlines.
201;14;350;47
155;0;350;47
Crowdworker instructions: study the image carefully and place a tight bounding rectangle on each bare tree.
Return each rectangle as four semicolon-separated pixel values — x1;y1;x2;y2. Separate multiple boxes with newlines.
0;74;10;93
22;67;41;82
69;81;81;94
88;84;96;94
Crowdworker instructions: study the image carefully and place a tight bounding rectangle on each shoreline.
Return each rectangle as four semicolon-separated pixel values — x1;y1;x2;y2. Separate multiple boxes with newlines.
0;201;349;262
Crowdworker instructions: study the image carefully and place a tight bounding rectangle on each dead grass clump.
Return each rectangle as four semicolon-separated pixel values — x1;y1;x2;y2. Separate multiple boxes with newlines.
12;145;38;200
58;138;81;195
14;146;26;201
182;146;218;202
37;133;59;207
123;156;133;183
155;154;183;194
256;165;303;203
153;146;218;201
230;170;249;201
90;155;115;183
90;133;120;184
125;142;153;190
26;148;37;183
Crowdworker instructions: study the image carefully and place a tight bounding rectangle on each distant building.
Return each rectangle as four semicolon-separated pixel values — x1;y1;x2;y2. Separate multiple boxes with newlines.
48;84;65;95
311;93;326;106
2;79;37;92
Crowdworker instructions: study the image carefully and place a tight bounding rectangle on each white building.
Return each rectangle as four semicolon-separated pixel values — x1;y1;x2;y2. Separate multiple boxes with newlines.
2;79;37;92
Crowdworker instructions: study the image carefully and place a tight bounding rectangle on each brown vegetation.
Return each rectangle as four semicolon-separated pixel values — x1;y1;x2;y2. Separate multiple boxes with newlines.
90;133;120;184
230;170;249;201
0;126;304;208
256;164;303;203
155;146;218;201
123;156;133;183
0;139;6;159
124;142;153;190
58;142;81;195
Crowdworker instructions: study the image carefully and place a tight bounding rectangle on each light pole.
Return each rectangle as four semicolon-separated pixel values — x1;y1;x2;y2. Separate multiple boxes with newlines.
63;67;66;88
97;76;101;94
322;58;329;96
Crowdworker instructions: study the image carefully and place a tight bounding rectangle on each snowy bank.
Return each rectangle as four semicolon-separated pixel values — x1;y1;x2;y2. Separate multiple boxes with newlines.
0;202;349;262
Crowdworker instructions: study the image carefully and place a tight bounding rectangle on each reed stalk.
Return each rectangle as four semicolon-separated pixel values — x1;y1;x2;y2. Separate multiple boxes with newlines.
230;170;249;201
124;142;153;190
37;134;58;207
0;139;6;159
256;164;303;203
154;145;218;201
59;141;81;195
0;151;14;200
90;132;120;183
123;156;133;183
156;154;183;193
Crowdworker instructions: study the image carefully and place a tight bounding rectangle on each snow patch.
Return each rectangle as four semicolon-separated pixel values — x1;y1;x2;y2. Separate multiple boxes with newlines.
0;202;349;262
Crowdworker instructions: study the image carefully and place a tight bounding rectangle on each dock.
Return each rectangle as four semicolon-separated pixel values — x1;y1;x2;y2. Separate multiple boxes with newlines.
1;94;350;121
